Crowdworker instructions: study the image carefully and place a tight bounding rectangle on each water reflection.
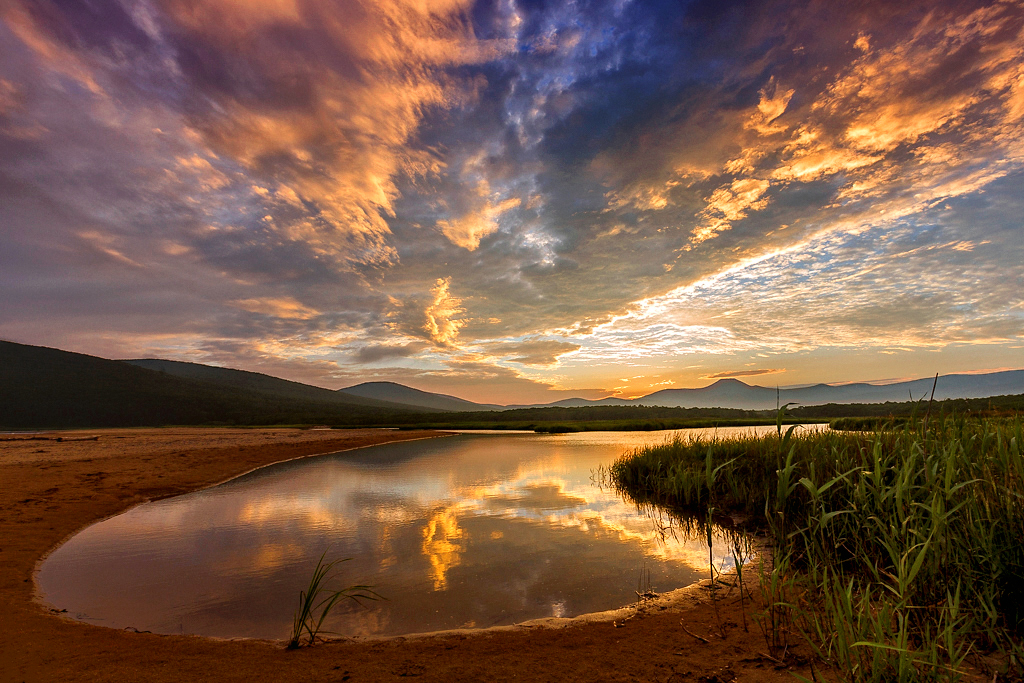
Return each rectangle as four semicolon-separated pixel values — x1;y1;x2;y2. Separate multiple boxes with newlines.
38;427;808;639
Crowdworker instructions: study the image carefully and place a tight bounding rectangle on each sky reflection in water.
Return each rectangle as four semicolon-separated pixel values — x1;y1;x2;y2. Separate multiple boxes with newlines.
38;427;797;639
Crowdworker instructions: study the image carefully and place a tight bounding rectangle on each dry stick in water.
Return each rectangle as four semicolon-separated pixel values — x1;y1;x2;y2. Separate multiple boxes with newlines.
706;510;726;638
732;535;750;633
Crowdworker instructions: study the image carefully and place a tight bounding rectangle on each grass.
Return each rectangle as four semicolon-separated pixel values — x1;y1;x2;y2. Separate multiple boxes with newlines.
287;553;381;649
828;416;910;431
606;416;1024;681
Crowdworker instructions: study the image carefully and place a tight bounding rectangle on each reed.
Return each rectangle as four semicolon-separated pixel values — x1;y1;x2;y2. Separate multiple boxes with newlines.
607;417;1024;681
287;553;381;649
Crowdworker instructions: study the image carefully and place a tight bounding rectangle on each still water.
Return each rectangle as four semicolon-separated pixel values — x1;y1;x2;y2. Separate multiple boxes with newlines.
38;426;805;640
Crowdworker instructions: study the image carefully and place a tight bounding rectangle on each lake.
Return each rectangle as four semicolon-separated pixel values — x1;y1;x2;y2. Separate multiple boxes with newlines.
37;426;808;640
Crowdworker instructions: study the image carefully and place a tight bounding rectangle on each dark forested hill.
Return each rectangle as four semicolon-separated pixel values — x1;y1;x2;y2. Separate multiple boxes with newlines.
0;341;419;429
127;359;411;411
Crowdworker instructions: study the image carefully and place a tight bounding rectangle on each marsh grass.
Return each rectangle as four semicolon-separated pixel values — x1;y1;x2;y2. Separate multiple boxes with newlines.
607;417;1024;681
287;553;382;649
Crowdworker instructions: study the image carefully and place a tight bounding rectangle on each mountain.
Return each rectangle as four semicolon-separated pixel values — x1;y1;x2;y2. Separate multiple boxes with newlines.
127;359;410;412
339;381;505;412
632;371;1024;410
637;379;778;410
784;371;1024;405
0;341;420;429
520;397;636;408
5;338;1021;425
342;371;1024;412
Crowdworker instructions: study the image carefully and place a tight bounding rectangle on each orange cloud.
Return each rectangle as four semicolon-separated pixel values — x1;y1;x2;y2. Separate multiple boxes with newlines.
159;0;510;264
0;2;104;95
231;297;320;320
749;76;794;135
438;196;521;250
435;149;522;249
702;368;785;379
174;155;230;190
423;277;465;346
692;178;771;244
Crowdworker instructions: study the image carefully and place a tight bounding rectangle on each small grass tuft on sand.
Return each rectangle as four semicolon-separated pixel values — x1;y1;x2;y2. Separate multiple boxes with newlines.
288;553;382;649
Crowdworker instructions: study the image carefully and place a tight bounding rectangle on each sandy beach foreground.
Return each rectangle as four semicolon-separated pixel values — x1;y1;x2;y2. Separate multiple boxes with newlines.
0;427;818;682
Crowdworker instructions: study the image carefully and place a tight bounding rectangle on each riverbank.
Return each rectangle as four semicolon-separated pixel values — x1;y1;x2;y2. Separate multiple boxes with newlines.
1;427;818;682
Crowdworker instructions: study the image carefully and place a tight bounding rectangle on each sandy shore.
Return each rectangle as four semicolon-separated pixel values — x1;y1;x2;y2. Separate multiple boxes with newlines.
1;427;819;682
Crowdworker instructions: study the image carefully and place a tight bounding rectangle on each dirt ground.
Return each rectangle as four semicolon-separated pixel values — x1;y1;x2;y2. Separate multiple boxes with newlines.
0;427;824;682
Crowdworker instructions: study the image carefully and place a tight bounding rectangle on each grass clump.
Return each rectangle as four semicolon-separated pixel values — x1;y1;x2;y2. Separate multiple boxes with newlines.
288;553;381;649
607;417;1024;681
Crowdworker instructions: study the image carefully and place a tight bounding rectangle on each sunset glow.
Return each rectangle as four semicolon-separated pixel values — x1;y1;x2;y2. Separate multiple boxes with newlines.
2;0;1022;403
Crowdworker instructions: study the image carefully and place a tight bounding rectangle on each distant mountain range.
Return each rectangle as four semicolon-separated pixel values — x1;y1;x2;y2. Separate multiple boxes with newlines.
619;373;1024;410
2;339;1022;429
338;371;1024;412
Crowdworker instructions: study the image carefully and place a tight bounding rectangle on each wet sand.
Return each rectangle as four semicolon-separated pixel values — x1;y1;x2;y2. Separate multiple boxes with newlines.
1;427;822;682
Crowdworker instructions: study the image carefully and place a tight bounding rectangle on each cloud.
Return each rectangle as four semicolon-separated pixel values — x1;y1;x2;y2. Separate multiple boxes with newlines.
571;174;1024;365
352;341;429;363
0;0;504;281
434;149;523;250
702;369;786;379
1;0;1022;401
437;196;521;250
422;277;465;346
155;0;504;265
230;297;320;320
693;178;772;245
480;338;581;367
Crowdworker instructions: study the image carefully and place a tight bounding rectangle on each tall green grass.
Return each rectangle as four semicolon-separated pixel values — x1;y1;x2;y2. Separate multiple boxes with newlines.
607;418;1024;681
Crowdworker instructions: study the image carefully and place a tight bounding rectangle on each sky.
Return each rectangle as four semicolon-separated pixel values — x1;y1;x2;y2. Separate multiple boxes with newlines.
1;0;1023;404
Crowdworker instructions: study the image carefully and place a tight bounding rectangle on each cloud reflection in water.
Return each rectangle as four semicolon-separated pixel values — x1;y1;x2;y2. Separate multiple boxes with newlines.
38;430;757;639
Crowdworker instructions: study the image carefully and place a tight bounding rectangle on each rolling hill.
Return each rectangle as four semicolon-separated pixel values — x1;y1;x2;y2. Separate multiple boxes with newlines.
0;341;421;429
339;381;504;412
127;359;411;412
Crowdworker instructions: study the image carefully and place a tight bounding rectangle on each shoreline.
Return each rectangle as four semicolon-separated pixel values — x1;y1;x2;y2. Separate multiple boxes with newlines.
1;427;817;682
31;427;717;645
29;431;456;619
